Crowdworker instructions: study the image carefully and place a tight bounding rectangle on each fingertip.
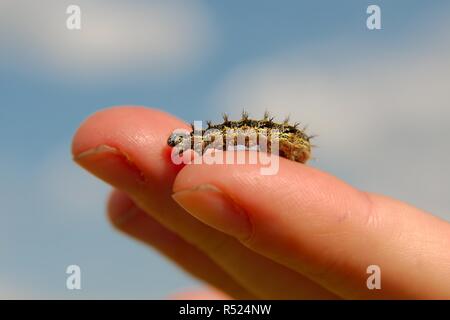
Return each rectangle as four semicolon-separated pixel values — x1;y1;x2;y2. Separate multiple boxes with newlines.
71;105;188;158
71;105;191;194
167;288;231;300
72;106;143;157
172;151;320;194
107;189;136;228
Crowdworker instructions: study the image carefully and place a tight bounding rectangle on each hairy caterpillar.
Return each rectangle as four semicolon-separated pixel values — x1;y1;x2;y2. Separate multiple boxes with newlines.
167;111;314;163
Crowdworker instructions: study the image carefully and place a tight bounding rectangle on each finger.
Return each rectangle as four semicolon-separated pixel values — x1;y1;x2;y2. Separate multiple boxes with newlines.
72;106;337;299
167;288;232;300
172;152;450;299
107;189;255;299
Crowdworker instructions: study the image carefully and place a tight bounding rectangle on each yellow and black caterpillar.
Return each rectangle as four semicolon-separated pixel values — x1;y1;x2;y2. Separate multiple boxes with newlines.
167;111;314;163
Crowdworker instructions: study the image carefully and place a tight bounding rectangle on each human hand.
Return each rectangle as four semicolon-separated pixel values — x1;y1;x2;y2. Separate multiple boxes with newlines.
72;106;450;299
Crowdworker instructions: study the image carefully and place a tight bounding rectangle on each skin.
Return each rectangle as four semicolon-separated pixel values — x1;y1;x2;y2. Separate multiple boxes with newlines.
72;106;450;299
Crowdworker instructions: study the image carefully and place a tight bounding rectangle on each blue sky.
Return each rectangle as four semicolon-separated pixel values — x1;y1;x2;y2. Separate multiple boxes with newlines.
1;0;449;298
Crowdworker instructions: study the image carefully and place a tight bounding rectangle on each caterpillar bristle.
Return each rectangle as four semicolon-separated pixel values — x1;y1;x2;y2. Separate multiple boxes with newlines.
222;113;229;123
242;110;249;121
283;115;290;125
206;120;212;128
263;110;270;121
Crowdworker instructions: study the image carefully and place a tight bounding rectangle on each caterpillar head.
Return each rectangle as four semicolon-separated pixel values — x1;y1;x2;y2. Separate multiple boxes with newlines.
167;130;192;153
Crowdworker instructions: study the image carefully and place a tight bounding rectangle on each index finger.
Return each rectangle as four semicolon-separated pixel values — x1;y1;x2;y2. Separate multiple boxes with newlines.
172;153;450;299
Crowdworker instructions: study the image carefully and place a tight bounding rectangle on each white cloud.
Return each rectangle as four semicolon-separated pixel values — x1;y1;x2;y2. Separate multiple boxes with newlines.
0;0;215;80
209;14;450;219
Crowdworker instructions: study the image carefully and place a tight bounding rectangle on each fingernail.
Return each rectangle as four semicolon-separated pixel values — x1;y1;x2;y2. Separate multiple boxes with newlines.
110;205;140;228
73;144;146;191
172;184;251;240
107;190;140;227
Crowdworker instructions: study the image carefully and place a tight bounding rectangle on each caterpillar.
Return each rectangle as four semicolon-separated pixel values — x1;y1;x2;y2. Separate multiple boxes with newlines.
167;111;314;164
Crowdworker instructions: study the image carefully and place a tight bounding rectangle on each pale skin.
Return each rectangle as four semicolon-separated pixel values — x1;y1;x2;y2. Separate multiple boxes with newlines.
72;106;450;299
